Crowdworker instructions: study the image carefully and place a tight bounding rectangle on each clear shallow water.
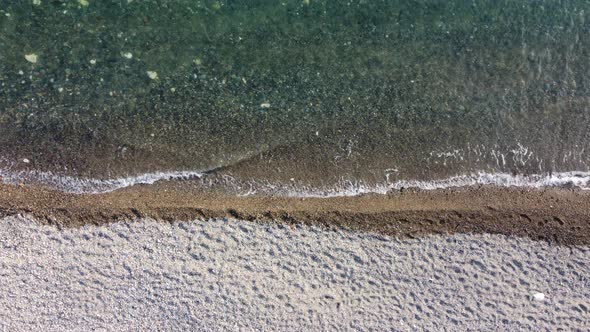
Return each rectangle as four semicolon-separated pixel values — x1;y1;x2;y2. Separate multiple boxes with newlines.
2;0;590;193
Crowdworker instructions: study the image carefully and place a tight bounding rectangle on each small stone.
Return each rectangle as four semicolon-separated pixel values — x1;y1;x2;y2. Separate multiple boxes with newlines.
147;71;158;80
533;292;545;301
22;158;30;164
194;58;202;65
260;102;271;108
122;52;133;59
24;53;38;64
89;59;96;65
78;0;89;6
170;88;176;92
32;0;41;5
58;87;64;93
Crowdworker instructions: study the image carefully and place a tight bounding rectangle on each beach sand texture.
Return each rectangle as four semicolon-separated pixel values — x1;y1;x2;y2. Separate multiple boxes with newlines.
1;215;588;331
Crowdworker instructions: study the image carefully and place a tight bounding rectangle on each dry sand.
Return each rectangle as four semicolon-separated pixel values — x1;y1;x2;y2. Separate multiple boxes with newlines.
0;215;588;331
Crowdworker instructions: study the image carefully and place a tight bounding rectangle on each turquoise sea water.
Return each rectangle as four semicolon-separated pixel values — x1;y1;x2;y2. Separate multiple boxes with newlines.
2;0;590;193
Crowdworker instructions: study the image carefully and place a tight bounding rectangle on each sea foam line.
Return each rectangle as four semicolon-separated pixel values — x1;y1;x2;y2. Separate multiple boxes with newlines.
0;169;205;194
287;171;590;197
1;169;590;196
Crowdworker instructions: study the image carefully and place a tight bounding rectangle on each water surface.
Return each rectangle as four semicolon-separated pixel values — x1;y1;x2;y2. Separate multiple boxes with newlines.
1;0;590;193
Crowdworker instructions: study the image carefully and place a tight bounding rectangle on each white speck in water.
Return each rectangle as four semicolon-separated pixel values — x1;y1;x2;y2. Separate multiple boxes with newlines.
24;53;38;64
78;0;89;6
58;87;64;93
533;292;545;301
32;0;41;5
260;102;271;108
22;158;30;164
89;59;96;65
18;70;24;75
170;88;176;92
147;71;158;80
122;52;133;59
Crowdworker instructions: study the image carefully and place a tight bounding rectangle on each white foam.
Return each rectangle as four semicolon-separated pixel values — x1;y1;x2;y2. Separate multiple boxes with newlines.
286;171;590;198
0;169;204;194
1;168;590;196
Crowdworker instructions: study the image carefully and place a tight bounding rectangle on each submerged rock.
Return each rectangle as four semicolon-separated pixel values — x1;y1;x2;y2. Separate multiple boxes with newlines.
24;53;37;63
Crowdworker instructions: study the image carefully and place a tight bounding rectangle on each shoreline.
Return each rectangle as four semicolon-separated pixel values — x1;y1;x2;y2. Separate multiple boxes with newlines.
2;166;590;195
1;183;589;245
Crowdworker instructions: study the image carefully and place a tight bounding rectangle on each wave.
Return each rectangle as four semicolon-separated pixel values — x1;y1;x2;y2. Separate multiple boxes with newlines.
289;171;590;197
1;168;589;196
0;169;205;194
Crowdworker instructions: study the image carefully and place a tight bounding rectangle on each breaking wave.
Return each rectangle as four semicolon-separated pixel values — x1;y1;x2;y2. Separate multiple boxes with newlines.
0;169;205;194
1;168;590;196
289;171;590;198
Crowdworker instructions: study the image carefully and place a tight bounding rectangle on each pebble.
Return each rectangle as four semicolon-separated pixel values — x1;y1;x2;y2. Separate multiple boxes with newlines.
24;53;38;64
122;52;133;59
533;292;545;301
22;159;30;164
33;0;41;5
78;0;89;6
147;71;158;80
89;59;96;65
260;102;271;108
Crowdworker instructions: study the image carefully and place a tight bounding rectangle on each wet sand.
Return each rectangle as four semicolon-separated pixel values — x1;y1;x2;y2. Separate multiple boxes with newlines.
0;183;589;245
0;215;588;331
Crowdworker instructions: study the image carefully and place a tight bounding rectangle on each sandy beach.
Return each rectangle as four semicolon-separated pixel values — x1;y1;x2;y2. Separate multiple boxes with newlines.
1;215;588;331
1;183;589;245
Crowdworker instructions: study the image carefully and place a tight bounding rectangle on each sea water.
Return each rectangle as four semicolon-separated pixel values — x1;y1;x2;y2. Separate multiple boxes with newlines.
1;0;590;195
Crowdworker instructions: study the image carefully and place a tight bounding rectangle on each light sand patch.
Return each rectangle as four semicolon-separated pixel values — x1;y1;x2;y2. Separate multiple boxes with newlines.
0;216;588;331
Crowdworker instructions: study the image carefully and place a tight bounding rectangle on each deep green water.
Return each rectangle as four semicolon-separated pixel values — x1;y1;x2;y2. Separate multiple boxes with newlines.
1;0;590;191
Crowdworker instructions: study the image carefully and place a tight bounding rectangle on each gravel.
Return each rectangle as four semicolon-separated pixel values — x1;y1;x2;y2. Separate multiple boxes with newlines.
0;215;589;331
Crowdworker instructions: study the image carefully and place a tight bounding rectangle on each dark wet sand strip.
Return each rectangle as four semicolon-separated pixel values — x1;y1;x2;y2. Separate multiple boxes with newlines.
0;183;589;245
